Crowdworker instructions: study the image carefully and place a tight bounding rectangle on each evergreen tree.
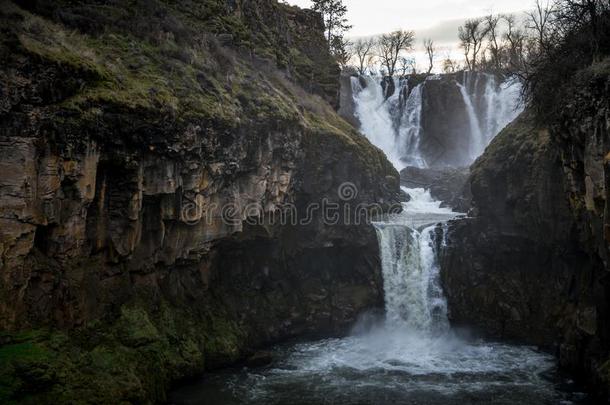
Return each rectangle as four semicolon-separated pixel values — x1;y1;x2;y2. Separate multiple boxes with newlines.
312;0;352;64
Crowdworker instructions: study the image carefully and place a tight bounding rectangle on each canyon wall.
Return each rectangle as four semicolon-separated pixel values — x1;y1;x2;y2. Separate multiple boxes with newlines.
441;59;610;399
0;1;399;403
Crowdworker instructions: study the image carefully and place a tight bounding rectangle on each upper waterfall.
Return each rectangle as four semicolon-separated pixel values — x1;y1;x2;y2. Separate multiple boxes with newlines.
348;72;523;169
350;75;426;169
460;72;523;160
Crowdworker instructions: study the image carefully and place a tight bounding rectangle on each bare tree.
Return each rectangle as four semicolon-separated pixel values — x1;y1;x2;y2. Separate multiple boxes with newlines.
440;48;458;73
458;18;489;70
502;14;527;73
353;38;376;74
470;19;489;69
377;29;415;76
442;58;458;73
366;53;378;75
458;26;472;69
398;56;416;76
423;38;435;74
525;0;556;54
485;14;501;70
516;0;609;119
553;0;610;60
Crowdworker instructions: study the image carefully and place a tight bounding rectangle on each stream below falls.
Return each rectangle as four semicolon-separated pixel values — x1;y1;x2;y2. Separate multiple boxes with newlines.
169;333;583;404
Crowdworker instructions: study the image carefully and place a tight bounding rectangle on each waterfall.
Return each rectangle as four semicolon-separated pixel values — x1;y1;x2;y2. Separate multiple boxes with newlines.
175;73;570;405
350;76;397;165
351;76;425;170
458;73;523;159
373;187;457;335
396;84;426;168
457;82;485;161
348;72;523;335
482;76;523;142
351;72;522;167
375;223;449;334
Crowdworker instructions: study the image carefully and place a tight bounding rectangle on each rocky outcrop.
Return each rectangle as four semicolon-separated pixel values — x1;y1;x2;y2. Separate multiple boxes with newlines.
0;1;399;403
419;73;473;167
400;166;470;212
440;111;580;343
441;60;610;399
338;72;360;128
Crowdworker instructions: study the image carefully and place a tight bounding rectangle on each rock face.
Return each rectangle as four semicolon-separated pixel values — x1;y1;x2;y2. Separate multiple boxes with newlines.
0;1;399;403
419;73;473;167
400;166;470;212
338;72;360;128
441;60;610;399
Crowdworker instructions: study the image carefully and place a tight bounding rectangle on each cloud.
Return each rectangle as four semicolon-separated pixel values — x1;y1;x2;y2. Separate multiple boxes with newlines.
416;17;467;46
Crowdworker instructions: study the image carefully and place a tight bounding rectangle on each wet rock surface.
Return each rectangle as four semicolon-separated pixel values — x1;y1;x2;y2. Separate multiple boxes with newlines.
400;166;470;212
338;73;360;128
419;73;473;167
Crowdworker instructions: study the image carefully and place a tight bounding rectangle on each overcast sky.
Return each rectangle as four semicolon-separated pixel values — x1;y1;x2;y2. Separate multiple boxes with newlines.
285;0;535;70
286;0;533;39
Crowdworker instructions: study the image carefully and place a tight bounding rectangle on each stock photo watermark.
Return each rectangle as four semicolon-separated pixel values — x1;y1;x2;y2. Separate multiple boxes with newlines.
179;182;404;227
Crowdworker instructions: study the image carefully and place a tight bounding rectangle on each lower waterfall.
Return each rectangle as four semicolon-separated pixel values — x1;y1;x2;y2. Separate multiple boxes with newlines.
373;188;454;334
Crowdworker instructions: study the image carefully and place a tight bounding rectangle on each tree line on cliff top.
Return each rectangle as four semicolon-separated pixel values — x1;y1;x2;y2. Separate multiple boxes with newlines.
310;0;608;120
310;0;607;80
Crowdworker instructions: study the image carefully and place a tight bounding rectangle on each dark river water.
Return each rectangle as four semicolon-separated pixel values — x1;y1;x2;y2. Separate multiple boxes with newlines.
169;327;588;405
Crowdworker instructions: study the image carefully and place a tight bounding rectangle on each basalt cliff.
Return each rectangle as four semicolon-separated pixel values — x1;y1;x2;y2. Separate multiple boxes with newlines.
0;1;399;402
441;59;610;399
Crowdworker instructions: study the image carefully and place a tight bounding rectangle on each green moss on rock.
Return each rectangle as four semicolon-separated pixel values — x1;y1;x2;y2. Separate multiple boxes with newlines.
0;298;242;404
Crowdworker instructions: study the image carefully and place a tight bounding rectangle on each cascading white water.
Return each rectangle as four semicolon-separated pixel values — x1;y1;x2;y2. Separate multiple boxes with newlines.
352;72;522;167
397;84;426;168
173;183;570;403
357;74;522;338
483;76;523;142
351;76;426;170
458;72;523;159
171;72;576;405
457;82;485;160
350;76;398;166
373;188;455;335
